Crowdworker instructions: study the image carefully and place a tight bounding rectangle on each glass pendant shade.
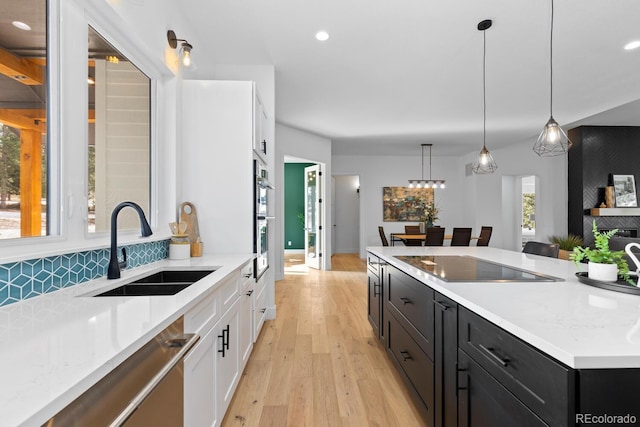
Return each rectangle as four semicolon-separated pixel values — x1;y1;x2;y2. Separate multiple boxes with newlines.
534;0;571;156
472;145;498;174
532;116;572;156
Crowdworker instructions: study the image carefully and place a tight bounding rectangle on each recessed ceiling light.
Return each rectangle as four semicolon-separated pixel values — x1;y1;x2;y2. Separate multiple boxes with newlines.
624;40;640;50
12;21;31;31
315;31;329;41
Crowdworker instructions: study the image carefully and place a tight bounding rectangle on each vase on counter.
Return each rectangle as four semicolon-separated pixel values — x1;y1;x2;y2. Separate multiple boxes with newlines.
426;220;433;229
588;261;618;282
419;221;426;233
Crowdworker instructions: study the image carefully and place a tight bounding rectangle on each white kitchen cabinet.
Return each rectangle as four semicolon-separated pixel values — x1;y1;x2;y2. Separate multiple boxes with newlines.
238;264;254;370
184;327;218;427
253;274;267;342
253;91;268;163
215;296;240;419
183;261;256;427
182;80;266;256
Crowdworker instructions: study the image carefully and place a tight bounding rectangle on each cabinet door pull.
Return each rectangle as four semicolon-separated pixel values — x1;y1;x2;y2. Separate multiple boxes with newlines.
224;325;230;350
373;283;381;297
218;331;226;357
433;300;449;311
244;273;252;278
479;343;509;367
246;289;254;296
399;350;412;362
260;308;266;313
456;363;468;392
399;297;412;305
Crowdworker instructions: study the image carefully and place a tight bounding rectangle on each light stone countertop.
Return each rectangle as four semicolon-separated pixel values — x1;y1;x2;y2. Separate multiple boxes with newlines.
368;246;640;370
0;253;254;427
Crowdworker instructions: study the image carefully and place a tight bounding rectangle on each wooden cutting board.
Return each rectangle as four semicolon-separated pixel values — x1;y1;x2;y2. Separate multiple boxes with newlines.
180;201;201;244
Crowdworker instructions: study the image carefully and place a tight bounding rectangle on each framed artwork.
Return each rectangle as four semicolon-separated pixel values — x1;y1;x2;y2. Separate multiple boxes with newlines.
383;187;434;221
613;174;638;207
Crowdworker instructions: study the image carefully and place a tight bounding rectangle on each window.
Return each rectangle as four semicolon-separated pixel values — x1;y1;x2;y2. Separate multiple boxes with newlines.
0;0;49;239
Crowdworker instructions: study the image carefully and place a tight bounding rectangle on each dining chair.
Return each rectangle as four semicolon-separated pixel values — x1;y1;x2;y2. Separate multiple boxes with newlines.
378;226;389;246
450;227;472;246
476;226;493;246
424;227;445;246
522;241;559;258
403;225;423;246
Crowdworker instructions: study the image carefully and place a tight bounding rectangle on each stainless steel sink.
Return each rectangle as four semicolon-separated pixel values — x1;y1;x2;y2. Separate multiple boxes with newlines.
93;269;215;297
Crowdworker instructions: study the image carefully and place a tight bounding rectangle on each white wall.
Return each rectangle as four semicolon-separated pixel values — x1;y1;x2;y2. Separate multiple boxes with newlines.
333;175;360;253
460;139;568;251
276;124;332;280
332;154;466;258
333;139;568;257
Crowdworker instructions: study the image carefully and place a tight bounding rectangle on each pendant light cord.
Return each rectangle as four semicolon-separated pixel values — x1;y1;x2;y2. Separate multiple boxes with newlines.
549;0;554;117
421;144;424;180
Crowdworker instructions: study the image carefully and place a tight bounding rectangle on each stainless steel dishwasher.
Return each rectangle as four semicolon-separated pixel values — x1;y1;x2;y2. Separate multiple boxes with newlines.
44;316;199;427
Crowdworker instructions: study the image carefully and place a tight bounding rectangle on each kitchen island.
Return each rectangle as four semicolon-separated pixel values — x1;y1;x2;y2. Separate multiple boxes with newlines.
0;253;255;427
367;246;640;426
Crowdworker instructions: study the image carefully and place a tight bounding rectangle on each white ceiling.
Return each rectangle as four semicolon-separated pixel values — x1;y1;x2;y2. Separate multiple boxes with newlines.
180;0;640;156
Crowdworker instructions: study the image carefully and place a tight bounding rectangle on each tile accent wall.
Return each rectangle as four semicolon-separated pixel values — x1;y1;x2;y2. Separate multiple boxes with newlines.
0;240;169;307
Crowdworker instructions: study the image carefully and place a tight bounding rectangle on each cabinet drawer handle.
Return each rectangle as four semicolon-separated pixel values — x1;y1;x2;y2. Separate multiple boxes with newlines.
260;308;266;313
433;300;450;311
479;343;509;367
218;332;226;357
244;273;252;278
399;350;412;362
224;325;230;350
246;289;254;296
399;297;412;305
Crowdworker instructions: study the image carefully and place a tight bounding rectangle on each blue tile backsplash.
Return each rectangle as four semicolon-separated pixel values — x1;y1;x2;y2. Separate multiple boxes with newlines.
0;240;169;307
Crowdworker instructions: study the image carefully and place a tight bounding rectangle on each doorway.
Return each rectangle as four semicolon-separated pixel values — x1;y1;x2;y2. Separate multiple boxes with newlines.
332;175;360;255
283;158;328;271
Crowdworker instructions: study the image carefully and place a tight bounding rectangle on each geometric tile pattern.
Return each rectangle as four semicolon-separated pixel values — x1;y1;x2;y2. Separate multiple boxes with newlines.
0;239;169;307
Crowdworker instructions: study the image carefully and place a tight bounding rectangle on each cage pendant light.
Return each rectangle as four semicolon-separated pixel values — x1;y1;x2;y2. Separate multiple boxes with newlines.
472;19;498;175
408;144;446;189
533;0;572;156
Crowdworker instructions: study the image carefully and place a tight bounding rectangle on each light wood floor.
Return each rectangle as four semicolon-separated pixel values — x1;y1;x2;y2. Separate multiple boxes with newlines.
221;253;425;426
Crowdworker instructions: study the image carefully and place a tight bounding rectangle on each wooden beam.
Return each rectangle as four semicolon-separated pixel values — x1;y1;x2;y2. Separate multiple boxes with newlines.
0;109;46;133
4;109;95;124
0;47;44;85
20;130;43;237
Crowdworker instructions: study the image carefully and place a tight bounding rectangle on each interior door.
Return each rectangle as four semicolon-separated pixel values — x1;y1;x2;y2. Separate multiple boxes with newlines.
305;164;322;269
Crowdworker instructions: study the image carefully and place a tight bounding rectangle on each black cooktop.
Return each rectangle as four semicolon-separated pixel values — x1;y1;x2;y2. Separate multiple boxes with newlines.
394;255;562;282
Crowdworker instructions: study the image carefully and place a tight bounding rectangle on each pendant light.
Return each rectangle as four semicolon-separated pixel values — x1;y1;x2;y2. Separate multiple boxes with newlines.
408;144;445;189
472;19;498;175
533;0;572;156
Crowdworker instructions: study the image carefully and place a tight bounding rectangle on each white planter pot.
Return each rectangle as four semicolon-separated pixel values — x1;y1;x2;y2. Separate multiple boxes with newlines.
588;261;618;282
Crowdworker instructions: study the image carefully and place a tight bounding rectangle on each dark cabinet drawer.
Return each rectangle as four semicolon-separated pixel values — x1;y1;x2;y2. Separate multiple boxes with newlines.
367;254;379;276
459;307;573;427
367;271;381;338
387;314;434;425
387;265;434;358
458;350;548;427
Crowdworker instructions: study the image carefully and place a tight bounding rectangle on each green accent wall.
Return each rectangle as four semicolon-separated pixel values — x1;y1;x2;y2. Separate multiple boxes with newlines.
285;163;315;249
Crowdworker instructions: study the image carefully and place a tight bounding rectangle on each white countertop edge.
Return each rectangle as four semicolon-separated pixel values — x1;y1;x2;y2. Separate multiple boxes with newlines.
0;253;255;427
368;246;640;370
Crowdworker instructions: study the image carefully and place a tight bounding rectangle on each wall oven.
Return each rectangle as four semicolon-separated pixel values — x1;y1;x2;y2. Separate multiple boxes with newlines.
255;159;272;280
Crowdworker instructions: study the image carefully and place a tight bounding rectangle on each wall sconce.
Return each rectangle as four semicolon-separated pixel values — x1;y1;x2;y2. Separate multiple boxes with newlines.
167;30;193;67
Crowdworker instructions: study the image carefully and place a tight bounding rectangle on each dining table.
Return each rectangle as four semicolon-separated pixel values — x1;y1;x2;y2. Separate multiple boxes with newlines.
390;233;479;246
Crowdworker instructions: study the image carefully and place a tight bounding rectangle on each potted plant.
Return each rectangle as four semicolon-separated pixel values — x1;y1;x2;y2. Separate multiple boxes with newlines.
549;234;584;260
423;202;439;229
570;220;631;282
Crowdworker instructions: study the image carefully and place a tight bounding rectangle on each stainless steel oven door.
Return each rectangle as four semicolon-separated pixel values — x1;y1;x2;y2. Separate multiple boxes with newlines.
255;218;268;280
